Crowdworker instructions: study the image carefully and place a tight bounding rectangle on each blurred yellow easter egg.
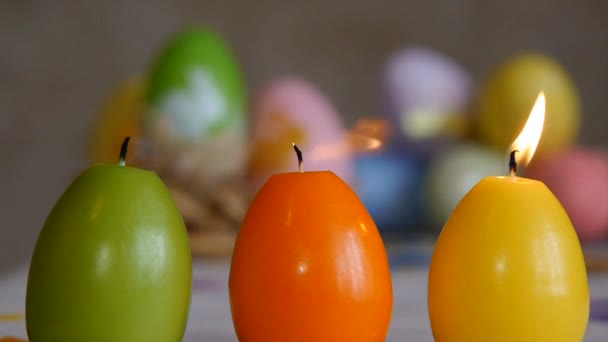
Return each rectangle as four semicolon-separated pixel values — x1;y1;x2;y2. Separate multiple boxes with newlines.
476;53;580;154
89;78;144;164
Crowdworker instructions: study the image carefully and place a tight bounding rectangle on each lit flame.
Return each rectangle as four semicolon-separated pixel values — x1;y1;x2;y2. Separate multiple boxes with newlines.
510;92;545;167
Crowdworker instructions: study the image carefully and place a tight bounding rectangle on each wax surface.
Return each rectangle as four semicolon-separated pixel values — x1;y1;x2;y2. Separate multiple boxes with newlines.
428;176;589;342
229;171;393;342
26;164;192;342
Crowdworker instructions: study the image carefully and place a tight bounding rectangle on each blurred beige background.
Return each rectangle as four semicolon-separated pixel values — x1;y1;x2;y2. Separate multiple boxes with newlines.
1;1;607;272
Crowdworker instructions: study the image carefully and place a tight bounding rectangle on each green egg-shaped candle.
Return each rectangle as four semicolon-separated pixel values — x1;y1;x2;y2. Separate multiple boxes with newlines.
144;26;246;143
26;138;192;342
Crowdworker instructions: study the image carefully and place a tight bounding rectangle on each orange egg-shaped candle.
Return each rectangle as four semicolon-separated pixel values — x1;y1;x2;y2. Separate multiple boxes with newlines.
229;144;393;342
428;93;589;342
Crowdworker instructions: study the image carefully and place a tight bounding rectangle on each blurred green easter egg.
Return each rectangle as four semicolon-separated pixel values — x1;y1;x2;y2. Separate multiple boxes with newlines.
144;27;246;143
476;52;580;155
423;143;505;231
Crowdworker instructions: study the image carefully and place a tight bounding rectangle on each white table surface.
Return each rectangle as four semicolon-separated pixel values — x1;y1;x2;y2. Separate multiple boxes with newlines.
1;259;608;341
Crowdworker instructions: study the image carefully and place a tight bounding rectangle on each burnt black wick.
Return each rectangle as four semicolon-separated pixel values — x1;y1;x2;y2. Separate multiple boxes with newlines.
509;150;519;175
293;143;304;173
119;136;131;166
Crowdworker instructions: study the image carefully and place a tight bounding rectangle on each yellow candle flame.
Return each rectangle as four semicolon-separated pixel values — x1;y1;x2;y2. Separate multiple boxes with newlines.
510;92;546;167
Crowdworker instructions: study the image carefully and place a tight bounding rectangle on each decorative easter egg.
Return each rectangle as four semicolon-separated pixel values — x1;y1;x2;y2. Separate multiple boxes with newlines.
89;77;144;164
26;140;192;342
423;143;505;230
144;27;246;144
476;52;580;155
382;47;473;145
353;146;428;232
525;148;608;242
247;76;353;191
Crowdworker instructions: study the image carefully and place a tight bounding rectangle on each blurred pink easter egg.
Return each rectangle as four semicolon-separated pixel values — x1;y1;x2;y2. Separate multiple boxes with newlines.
382;47;474;145
247;77;354;192
526;148;608;243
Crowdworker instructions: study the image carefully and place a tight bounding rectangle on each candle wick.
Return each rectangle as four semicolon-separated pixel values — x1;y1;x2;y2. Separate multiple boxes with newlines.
509;150;519;179
119;136;131;166
292;143;304;173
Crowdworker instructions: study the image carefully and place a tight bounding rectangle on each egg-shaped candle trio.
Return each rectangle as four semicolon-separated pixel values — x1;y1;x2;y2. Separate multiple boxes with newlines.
26;138;193;342
428;93;589;342
230;145;393;342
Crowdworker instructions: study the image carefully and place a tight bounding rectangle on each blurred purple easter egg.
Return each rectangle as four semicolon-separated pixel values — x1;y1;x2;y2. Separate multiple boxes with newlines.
246;76;354;192
353;145;429;232
422;143;505;231
382;47;474;149
526;148;608;243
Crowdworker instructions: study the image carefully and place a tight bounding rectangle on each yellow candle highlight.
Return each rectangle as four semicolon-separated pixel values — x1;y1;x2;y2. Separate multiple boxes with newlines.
428;93;589;342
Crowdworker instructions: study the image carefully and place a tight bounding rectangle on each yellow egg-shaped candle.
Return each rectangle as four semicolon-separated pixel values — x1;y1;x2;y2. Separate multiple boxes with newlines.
428;176;589;341
428;93;589;342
